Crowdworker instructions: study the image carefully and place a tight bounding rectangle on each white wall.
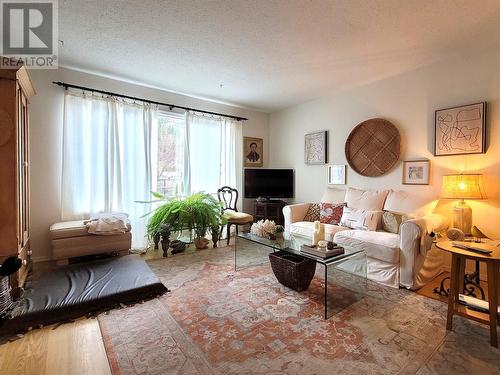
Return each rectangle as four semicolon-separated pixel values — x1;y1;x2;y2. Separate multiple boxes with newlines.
269;48;500;241
29;67;269;262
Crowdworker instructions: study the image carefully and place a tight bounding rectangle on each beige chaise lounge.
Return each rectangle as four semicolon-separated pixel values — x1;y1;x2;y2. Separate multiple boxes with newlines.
50;220;132;265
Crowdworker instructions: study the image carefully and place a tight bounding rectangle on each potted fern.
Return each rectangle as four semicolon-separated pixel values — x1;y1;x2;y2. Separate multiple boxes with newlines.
145;192;226;252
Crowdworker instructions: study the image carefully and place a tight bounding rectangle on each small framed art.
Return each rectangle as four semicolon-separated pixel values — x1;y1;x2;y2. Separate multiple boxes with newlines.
402;160;430;185
327;165;346;185
304;130;328;165
434;102;487;156
243;137;263;167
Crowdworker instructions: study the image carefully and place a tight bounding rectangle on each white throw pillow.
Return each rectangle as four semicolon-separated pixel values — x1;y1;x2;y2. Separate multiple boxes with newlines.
340;207;382;231
344;187;389;211
339;207;364;229
364;211;383;231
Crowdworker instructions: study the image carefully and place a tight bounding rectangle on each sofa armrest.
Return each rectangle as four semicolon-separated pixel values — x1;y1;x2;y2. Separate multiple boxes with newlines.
399;218;425;288
398;213;449;288
400;218;426;253
283;203;312;238
400;214;448;255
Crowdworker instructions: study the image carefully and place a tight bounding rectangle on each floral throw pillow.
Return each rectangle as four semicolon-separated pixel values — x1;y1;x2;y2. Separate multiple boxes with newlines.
320;203;345;225
303;203;320;222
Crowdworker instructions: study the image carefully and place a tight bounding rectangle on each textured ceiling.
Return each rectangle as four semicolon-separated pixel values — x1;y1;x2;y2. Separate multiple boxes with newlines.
59;0;500;112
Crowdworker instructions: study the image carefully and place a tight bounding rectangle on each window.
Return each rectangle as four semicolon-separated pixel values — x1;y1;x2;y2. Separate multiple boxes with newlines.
62;94;242;249
154;111;187;197
154;111;242;199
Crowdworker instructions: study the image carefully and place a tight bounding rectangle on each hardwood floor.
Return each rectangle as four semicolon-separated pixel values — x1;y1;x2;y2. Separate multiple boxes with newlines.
416;271;490;302
0;318;111;375
0;251;169;375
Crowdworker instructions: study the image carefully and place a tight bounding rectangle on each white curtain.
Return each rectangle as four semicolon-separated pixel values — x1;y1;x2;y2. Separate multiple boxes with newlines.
186;112;242;205
61;92;156;249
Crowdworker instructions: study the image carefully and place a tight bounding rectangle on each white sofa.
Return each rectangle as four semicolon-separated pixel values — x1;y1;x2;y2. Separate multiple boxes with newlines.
283;188;449;289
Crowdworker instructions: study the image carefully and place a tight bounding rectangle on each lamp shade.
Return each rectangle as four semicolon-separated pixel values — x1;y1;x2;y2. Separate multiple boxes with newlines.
441;174;486;200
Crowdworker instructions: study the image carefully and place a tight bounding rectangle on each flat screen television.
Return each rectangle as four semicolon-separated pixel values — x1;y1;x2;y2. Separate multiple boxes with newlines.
244;169;294;199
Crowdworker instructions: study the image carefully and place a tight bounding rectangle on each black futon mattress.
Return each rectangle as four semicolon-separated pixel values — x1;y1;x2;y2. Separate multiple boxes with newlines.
1;255;168;335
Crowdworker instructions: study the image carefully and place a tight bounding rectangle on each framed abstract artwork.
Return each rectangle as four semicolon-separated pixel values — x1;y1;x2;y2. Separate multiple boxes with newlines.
402;160;430;185
304;130;328;165
434;102;487;156
327;165;346;185
243;136;263;167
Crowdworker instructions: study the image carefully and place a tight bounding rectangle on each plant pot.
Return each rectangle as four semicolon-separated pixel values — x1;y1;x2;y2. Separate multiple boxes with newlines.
153;233;161;249
161;238;170;257
211;228;220;248
194;236;209;249
170;240;186;254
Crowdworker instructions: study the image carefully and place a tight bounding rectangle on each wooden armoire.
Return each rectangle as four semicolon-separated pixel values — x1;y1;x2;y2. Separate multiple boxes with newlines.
0;63;35;297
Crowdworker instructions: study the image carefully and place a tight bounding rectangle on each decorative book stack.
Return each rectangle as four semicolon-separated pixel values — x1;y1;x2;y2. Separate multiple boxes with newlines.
300;244;344;259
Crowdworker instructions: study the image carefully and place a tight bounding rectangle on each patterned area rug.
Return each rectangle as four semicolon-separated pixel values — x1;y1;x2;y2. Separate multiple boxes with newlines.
98;242;500;374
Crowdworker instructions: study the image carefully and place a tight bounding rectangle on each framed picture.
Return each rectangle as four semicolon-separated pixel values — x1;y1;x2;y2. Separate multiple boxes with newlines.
243;136;263;167
327;165;346;185
402;160;430;185
305;130;328;165
434;102;487;156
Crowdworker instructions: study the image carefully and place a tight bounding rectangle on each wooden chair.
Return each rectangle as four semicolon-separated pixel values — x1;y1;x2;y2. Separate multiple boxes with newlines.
217;186;254;245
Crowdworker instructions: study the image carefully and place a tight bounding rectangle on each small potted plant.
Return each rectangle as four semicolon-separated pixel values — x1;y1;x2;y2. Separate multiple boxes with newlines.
274;225;284;239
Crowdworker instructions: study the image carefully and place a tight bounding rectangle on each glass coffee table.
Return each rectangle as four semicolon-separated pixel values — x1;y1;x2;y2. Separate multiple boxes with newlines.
235;232;367;319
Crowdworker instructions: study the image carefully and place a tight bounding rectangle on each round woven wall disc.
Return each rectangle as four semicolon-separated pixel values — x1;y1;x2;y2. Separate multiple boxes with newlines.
345;118;400;177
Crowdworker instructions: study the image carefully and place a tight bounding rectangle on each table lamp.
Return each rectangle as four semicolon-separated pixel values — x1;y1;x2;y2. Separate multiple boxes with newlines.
441;174;486;234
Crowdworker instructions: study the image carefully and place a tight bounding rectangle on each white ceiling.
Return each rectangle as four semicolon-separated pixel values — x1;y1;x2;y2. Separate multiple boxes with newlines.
59;0;500;112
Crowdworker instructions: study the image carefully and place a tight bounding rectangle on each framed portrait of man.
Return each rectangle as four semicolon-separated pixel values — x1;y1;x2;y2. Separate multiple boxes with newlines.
243;137;263;167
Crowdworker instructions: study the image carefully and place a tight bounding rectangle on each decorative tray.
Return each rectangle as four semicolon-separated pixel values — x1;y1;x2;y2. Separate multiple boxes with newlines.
300;244;344;258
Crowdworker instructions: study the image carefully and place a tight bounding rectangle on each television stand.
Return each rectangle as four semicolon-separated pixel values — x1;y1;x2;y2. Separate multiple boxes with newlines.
256;198;285;203
254;200;286;225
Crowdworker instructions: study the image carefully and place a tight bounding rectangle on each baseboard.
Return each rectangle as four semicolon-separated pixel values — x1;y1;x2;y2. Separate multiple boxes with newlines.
32;255;53;263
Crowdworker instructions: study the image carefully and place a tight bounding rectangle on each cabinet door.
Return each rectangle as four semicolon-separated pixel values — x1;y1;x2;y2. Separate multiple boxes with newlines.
255;203;266;217
22;93;29;245
17;87;29;247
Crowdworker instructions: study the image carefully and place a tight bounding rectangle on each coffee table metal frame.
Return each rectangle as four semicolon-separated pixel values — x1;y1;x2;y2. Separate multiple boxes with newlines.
235;232;367;319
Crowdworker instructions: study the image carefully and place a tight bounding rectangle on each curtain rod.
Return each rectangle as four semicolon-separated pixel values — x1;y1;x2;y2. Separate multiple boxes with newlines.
52;81;248;121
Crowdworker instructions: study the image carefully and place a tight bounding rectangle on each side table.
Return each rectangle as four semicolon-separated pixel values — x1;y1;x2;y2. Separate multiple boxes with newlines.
436;240;499;347
434;246;486;299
